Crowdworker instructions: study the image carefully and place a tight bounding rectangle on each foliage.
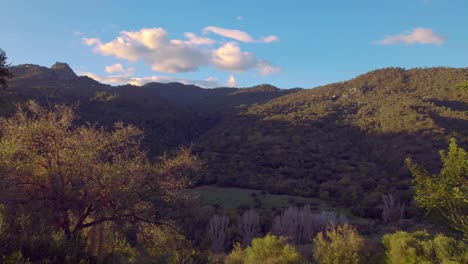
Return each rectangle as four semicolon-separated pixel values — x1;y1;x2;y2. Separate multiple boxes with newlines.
136;224;203;264
0;48;13;89
406;138;468;238
272;206;347;244
312;224;367;264
0;101;200;238
382;230;468;264
225;234;308;264
4;64;468;220
381;194;405;224
207;214;230;253
196;67;468;217
456;80;468;93
238;210;261;246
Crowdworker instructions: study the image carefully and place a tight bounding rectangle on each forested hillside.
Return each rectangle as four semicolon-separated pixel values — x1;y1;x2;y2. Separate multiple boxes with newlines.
1;62;467;263
2;64;467;218
196;67;468;217
2;63;295;155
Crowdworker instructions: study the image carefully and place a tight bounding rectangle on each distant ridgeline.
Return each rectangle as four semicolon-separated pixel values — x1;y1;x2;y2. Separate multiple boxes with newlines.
2;64;467;217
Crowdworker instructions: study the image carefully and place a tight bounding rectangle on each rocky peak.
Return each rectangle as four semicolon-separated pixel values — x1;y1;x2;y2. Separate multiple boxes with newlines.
51;62;77;80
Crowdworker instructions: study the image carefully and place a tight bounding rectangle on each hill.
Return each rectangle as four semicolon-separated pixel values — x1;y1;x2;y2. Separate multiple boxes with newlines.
2;64;467;218
194;67;468;217
1;63;296;155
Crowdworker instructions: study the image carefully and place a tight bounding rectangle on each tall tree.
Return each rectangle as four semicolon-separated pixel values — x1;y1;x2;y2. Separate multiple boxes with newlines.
0;48;13;89
0;101;200;238
406;139;468;239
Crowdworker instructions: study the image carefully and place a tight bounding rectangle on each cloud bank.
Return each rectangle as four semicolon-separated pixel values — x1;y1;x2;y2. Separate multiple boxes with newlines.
378;27;445;45
83;27;280;75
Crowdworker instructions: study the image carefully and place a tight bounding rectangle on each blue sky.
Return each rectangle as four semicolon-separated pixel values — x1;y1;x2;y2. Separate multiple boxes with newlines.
1;0;467;88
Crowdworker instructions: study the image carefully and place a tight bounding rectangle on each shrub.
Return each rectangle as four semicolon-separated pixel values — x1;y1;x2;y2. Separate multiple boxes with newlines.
382;230;467;264
225;234;308;264
272;206;347;244
406;139;468;238
312;224;367;264
207;215;230;253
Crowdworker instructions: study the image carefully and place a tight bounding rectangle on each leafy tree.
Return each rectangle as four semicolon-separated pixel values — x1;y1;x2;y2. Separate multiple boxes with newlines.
0;48;13;89
382;231;467;264
406;139;468;238
225;234;308;264
456;80;468;93
312;224;367;264
0;101;200;239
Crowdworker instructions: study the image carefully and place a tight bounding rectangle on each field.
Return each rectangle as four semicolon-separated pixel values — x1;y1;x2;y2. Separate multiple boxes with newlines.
189;185;335;212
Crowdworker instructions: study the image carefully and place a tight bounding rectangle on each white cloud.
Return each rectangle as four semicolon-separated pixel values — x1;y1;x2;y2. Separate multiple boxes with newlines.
83;28;209;73
378;27;445;45
83;27;280;75
80;71;220;88
203;26;255;43
105;63;125;73
183;32;215;45
261;35;280;43
211;42;257;71
203;26;280;43
236;16;244;21
226;75;236;87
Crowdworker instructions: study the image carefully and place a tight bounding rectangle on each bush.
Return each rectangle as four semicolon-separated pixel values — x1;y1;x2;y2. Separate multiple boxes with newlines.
225;234;308;264
312;224;367;264
382;230;467;264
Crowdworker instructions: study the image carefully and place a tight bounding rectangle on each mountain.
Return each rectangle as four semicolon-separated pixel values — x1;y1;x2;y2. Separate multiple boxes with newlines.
2;63;296;155
2;64;467;218
194;67;468;217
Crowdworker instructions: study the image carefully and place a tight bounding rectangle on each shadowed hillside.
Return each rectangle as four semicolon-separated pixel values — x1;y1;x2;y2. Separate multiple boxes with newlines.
1;63;297;155
194;67;468;217
2;64;467;218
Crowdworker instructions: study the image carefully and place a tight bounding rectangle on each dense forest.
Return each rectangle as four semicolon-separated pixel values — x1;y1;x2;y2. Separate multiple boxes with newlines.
0;55;467;263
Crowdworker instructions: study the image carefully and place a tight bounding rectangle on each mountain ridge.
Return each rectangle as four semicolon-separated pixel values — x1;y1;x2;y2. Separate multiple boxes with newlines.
2;63;467;218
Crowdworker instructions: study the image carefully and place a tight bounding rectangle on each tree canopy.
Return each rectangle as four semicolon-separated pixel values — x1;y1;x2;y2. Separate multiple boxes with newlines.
406;138;468;238
0;101;200;238
0;48;13;89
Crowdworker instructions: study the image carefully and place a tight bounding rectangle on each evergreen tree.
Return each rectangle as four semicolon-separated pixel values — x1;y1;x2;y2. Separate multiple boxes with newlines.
0;48;13;89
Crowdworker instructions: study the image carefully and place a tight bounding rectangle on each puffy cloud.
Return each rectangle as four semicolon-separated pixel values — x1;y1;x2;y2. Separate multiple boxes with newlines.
83;27;280;75
226;75;236;87
211;42;257;71
83;28;209;73
105;63;124;73
203;26;280;43
378;27;445;45
210;42;280;74
80;71;219;88
83;37;101;46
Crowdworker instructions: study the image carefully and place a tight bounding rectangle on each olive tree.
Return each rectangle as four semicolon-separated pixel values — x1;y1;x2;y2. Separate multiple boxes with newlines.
0;101;200;239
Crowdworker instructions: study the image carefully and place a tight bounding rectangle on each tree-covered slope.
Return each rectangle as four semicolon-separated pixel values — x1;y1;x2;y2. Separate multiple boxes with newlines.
194;67;468;217
3;64;467;217
1;63;296;155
